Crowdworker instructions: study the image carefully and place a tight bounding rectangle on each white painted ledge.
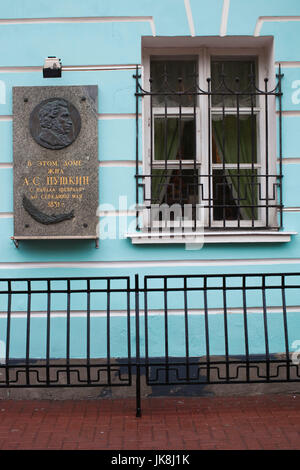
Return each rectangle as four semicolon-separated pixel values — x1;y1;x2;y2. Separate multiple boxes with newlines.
127;231;297;244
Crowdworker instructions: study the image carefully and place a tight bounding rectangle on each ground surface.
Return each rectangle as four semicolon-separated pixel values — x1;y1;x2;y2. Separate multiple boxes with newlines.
0;394;299;450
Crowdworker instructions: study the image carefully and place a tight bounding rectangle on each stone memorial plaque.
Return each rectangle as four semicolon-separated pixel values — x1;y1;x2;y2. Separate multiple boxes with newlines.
13;86;99;240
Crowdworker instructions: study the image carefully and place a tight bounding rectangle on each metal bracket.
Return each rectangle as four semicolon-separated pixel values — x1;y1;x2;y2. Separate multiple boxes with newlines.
11;237;19;248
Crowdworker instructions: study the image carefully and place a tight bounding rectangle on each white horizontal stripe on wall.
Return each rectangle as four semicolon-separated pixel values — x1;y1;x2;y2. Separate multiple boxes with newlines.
98;114;138;120
0;61;297;74
0;114;139;121
0;258;300;270
0;111;295;122
0;65;141;74
0;161;142;168
276;62;300;68
98;210;136;217
283;207;300;212
0;15;156;36
0;16;152;24
2;208;300;217
0;211;136;218
1;159;299;168
280;158;300;164
99;161;141;167
0;67;41;74
63;65;140;72
1;305;299;319
255;16;300;36
0;163;12;168
277;111;300;117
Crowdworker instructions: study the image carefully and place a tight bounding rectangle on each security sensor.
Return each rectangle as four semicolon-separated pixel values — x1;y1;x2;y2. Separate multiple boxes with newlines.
43;56;62;78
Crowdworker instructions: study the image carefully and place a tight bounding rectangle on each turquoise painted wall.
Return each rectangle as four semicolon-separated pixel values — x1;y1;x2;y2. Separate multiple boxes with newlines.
228;0;300;35
0;0;299;359
1;312;299;359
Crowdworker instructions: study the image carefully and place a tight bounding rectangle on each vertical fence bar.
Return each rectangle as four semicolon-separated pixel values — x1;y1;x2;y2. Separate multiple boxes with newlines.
183;277;190;382
135;274;141;417
281;275;290;381
164;277;169;384
66;279;71;385
86;279;91;385
127;277;132;386
46;280;51;386
144;276;149;387
242;276;250;382
222;276;230;382
262;275;270;381
107;279;111;386
5;281;11;386
203;276;210;383
25;280;31;386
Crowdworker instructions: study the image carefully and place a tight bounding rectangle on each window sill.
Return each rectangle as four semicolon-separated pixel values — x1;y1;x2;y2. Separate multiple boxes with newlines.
126;231;297;245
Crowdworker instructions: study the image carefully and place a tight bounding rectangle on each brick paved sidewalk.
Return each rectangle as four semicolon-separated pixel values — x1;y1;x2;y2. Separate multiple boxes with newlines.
0;394;299;450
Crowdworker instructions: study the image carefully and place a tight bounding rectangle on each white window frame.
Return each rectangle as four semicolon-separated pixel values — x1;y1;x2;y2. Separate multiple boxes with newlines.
141;44;278;231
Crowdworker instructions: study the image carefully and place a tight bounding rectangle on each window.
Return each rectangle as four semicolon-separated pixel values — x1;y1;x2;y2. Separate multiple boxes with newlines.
136;40;283;235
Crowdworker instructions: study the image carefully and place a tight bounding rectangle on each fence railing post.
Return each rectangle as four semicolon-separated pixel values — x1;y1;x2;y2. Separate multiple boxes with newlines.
135;274;142;417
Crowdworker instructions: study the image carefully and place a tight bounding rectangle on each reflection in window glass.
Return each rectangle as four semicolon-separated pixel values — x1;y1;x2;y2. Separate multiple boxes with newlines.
211;60;256;107
151;169;198;206
150;60;197;107
154;116;196;161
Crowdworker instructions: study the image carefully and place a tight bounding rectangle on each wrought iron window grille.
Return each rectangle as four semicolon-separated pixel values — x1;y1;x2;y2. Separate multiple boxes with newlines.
134;63;284;232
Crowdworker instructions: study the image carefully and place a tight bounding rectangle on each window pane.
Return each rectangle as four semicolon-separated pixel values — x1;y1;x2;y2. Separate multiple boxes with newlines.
154;116;196;161
211;59;256;107
212;115;257;164
151;169;198;206
150;60;197;107
213;169;258;220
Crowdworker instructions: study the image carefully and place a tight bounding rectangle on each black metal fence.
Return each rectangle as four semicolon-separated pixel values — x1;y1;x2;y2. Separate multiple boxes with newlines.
0;272;299;416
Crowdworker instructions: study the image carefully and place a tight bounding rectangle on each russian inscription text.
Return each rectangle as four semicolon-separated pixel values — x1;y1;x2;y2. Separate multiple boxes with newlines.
13;85;98;239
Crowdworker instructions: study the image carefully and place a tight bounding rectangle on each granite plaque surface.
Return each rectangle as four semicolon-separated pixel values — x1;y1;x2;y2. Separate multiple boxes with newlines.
13;86;99;239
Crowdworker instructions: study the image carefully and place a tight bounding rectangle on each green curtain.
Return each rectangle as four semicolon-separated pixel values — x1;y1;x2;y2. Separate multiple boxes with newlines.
212;115;257;220
152;118;181;204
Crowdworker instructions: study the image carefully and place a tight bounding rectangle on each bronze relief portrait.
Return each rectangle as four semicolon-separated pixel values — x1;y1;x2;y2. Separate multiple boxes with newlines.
29;98;81;150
